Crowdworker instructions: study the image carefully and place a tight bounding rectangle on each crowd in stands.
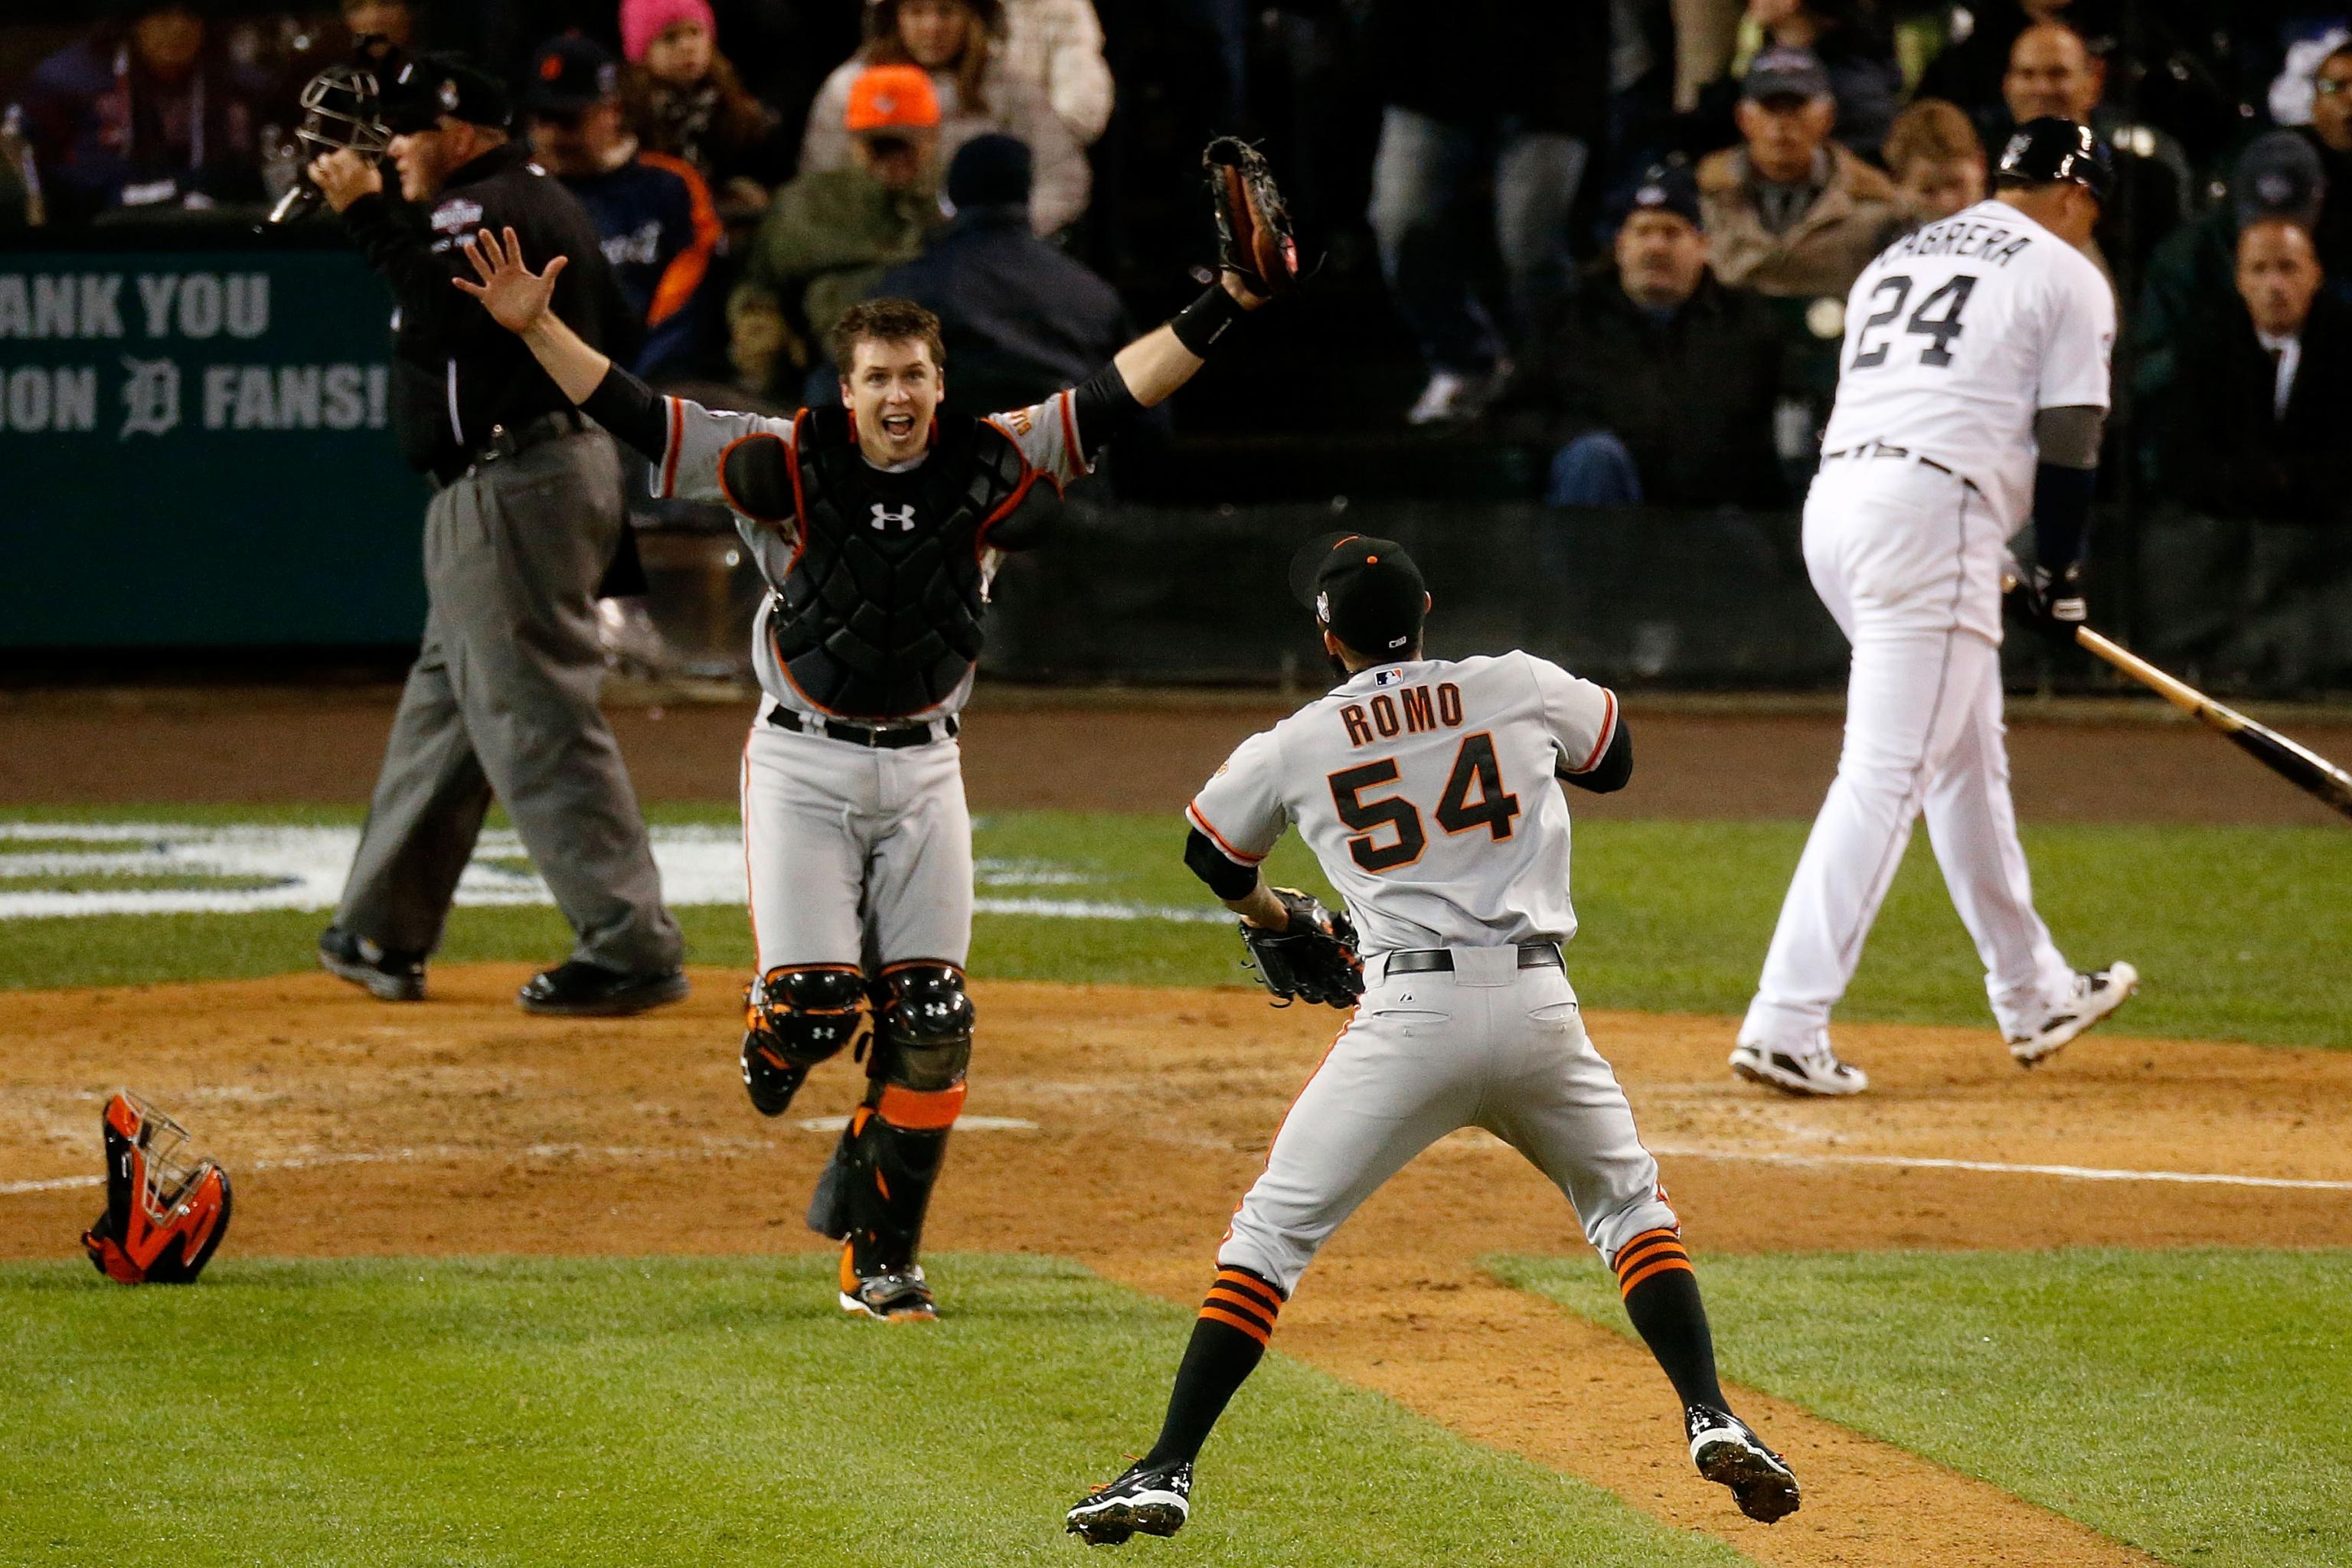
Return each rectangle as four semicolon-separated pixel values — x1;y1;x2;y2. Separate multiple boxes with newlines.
3;0;2350;681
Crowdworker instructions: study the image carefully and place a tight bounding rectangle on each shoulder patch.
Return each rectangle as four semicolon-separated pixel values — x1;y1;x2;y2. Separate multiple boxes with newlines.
430;198;485;234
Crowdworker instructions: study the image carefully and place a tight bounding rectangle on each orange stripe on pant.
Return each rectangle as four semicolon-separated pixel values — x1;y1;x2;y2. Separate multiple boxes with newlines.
877;1082;966;1130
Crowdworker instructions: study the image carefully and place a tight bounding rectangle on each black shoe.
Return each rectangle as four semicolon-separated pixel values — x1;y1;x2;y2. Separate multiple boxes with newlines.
1687;1404;1801;1524
318;926;426;1002
517;961;689;1018
1066;1459;1193;1546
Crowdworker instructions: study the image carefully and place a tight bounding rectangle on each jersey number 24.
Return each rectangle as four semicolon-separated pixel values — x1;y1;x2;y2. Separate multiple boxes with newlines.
1328;733;1522;873
1851;273;1978;370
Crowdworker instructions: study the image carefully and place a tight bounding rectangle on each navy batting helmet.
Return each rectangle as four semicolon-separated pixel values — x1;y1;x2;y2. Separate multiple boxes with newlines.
1995;116;2113;204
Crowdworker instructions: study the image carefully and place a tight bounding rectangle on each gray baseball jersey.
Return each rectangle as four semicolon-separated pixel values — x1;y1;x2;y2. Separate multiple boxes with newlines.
1191;652;1674;1295
648;388;1091;724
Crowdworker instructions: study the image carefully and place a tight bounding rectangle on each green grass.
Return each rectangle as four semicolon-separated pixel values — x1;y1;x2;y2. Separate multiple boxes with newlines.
0;1253;1752;1568
1497;1248;2352;1568
2;807;2347;1047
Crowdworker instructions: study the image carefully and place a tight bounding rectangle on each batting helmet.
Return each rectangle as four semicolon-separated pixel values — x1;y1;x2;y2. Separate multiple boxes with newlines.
1995;116;2114;204
81;1093;232;1285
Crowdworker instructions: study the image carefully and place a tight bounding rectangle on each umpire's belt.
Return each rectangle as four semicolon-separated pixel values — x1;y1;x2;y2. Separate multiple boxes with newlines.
438;408;590;485
766;704;959;749
1383;942;1563;976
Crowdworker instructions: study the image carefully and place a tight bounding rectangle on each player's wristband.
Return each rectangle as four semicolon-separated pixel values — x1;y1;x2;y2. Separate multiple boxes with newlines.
1169;285;1246;358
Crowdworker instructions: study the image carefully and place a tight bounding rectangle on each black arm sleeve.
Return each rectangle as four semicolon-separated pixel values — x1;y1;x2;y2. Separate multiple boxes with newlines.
579;361;669;461
1070;361;1143;463
1560;715;1633;794
2031;462;2095;575
1184;828;1261;900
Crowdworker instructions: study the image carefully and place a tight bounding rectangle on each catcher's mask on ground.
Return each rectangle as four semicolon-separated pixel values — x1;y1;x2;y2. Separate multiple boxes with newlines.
81;1091;233;1285
1289;532;1430;662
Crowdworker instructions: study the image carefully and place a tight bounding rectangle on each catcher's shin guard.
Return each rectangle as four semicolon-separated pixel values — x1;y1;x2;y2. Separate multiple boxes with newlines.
741;965;866;1116
81;1092;233;1285
808;963;972;1274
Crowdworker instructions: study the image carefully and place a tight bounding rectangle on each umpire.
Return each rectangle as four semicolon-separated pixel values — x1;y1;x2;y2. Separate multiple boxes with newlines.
307;53;687;1017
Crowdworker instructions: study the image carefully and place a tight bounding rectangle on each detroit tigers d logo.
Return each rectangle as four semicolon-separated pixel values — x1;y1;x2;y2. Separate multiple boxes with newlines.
871;502;916;532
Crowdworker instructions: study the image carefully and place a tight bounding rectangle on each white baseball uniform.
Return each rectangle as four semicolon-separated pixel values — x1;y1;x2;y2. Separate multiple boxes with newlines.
1188;652;1679;1295
654;390;1090;972
1743;199;2114;1050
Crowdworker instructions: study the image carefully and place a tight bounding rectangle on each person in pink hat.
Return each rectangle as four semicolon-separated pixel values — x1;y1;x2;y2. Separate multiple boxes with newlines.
618;0;784;220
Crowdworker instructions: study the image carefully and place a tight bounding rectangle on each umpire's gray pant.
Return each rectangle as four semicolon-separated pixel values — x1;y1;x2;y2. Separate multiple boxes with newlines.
334;429;683;974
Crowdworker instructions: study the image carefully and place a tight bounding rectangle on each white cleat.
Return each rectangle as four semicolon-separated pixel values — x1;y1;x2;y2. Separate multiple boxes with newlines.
1730;1037;1868;1097
2008;962;2139;1067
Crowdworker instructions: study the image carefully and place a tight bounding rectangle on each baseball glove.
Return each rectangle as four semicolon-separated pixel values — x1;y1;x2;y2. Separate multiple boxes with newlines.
1241;888;1364;1008
1204;136;1301;297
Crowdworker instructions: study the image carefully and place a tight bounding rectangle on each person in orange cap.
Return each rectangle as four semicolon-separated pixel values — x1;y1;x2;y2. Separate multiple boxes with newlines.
729;64;946;399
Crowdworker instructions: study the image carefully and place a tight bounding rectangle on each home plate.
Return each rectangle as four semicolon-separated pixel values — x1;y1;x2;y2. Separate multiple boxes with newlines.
795;1115;1038;1133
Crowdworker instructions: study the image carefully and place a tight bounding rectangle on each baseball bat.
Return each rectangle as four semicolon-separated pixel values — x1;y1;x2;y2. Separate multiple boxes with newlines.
2074;627;2352;821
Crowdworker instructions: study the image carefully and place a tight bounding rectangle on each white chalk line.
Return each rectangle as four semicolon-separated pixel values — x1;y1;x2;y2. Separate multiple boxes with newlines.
0;1122;1042;1197
1646;1144;2352;1192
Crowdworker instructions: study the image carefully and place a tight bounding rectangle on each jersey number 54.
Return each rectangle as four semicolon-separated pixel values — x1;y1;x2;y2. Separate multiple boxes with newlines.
1328;734;1522;873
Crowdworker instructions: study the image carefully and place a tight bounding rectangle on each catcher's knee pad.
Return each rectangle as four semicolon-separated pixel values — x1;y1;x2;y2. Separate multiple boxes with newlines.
740;965;866;1118
874;962;974;1100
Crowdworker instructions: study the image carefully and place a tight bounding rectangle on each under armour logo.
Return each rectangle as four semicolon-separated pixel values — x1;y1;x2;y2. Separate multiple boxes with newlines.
871;502;916;532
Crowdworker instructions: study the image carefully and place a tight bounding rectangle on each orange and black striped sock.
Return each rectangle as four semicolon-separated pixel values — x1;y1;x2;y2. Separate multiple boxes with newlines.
1143;1265;1286;1468
1614;1229;1726;1411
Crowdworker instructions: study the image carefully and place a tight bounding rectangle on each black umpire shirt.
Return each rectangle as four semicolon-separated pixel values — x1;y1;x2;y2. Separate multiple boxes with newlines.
341;140;639;481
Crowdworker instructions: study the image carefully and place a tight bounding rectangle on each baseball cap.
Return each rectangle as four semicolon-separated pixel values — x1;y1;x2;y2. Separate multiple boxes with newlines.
1742;47;1832;106
947;133;1032;209
845;64;942;133
2230;129;2326;230
1618;162;1704;230
1289;533;1429;658
380;52;511;133
524;35;622;117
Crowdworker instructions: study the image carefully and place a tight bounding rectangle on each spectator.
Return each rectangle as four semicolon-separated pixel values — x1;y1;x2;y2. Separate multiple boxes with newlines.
1363;0;1610;424
1742;0;1903;155
802;0;1089;237
2148;217;2352;690
338;0;420;51
1500;163;1787;509
731;64;944;399
1883;97;1987;225
1913;0;2070;124
871;132;1132;418
998;0;1115;146
527;35;725;382
2298;40;2352;287
1998;21;2190;283
18;1;272;221
1696;47;1905;299
2135;130;2328;445
618;0;789;217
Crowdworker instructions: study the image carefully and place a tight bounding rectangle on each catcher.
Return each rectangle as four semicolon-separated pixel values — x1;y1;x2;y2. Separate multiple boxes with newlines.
1067;536;1799;1544
453;140;1297;1321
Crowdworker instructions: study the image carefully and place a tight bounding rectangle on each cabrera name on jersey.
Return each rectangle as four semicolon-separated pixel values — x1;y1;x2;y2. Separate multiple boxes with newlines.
1188;652;1620;955
1818;198;2115;526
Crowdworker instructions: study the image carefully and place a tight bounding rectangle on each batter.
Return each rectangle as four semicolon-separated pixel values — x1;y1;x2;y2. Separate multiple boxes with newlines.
455;225;1267;1320
1065;535;1800;1547
1732;117;2141;1098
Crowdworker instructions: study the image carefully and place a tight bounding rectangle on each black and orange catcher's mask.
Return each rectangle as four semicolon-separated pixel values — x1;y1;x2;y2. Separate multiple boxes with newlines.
80;1093;232;1285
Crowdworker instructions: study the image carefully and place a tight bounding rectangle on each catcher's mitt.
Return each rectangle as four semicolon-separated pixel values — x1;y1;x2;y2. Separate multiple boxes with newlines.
1241;888;1364;1008
1204;136;1301;297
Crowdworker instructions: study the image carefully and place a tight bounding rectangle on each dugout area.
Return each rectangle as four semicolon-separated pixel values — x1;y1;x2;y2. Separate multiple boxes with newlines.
2;689;2348;1568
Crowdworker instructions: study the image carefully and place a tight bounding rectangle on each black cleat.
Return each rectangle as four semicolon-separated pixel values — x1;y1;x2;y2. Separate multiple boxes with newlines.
517;961;689;1018
1066;1459;1192;1546
1687;1404;1801;1524
838;1246;937;1321
318;926;426;1001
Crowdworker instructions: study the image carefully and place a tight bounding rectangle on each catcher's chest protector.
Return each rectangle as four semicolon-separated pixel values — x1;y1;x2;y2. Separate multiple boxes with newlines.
770;407;1027;719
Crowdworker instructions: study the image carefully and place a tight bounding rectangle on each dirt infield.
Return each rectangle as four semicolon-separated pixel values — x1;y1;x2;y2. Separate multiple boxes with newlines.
7;969;2347;1563
5;684;2350;823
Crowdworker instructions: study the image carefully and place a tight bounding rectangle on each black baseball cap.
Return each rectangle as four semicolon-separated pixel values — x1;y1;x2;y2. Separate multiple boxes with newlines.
1994;116;2113;204
1742;47;1832;106
380;52;512;133
1616;161;1704;230
1289;532;1429;658
524;35;621;117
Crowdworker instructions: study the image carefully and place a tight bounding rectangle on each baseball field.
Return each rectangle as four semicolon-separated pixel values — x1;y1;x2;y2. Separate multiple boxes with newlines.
4;686;2348;1568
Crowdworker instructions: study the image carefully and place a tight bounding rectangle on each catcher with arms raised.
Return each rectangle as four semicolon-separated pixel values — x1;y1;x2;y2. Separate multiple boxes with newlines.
1066;536;1798;1544
453;140;1296;1322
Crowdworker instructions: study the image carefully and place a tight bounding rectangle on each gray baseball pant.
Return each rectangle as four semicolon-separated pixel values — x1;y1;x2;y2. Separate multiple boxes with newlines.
335;429;683;973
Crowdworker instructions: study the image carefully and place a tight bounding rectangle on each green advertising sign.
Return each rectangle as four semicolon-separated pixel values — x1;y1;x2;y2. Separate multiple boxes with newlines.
0;242;429;648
